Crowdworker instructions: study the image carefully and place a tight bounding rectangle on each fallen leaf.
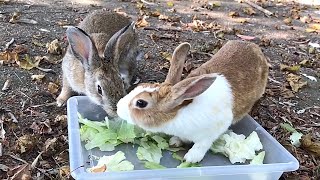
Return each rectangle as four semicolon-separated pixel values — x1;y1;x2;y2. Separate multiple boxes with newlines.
44;137;57;153
59;165;70;178
9;12;20;23
160;52;172;61
56;20;69;26
243;7;256;15
299;59;312;67
136;16;149;28
8;163;31;180
300;16;311;23
280;64;300;73
286;73;307;92
202;1;221;10
16;135;36;153
167;1;174;7
54;115;67;128
46;39;62;55
159;14;169;20
16;54;41;70
290;131;303;147
236;34;255;40
184;60;194;72
48;82;59;94
235;18;248;23
301;134;320;157
283;17;293;25
0;51;19;64
12;45;28;54
32;40;46;47
280;87;295;99
229;11;239;17
31;74;45;81
30;119;52;134
150;11;161;17
306;23;320;33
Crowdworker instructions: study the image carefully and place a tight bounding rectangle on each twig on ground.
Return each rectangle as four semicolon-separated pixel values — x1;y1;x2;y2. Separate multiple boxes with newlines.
4;38;15;50
268;77;282;84
36;66;55;73
194;51;214;58
31;151;43;169
141;0;156;5
242;0;274;16
2;79;11;91
30;102;56;108
8;154;28;164
143;26;182;32
13;72;23;84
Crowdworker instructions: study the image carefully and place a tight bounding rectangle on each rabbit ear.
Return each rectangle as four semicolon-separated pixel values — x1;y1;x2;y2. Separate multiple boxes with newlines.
66;26;100;70
165;42;190;85
171;74;216;102
104;22;137;64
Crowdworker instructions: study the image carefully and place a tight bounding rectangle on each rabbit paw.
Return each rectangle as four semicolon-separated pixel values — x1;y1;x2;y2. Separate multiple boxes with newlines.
184;141;211;163
169;136;191;147
169;136;183;147
56;96;67;107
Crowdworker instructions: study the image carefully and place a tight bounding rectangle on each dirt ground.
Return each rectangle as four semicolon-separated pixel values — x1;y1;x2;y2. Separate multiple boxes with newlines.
0;0;319;179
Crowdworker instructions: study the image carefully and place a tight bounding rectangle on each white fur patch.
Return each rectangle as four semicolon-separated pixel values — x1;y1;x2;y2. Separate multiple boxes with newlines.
145;74;234;162
117;85;158;124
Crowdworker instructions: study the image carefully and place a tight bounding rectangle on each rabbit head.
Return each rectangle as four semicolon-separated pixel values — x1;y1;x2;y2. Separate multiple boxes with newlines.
66;23;137;117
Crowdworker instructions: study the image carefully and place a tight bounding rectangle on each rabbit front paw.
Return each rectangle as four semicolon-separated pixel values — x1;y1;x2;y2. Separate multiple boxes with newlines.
184;141;211;163
169;136;190;147
56;96;67;107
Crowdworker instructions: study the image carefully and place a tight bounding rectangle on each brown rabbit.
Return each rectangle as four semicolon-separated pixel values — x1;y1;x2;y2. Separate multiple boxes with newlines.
56;10;140;117
117;40;269;163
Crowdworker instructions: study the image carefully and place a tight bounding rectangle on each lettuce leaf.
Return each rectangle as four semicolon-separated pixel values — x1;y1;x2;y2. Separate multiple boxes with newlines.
144;161;166;169
177;162;201;168
136;143;162;164
250;151;265;165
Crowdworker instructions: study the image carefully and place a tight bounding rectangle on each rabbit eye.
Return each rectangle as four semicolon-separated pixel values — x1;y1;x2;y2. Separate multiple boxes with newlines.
136;99;148;108
97;85;102;95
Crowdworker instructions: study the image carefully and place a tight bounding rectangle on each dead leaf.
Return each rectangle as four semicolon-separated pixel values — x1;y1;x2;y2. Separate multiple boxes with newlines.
30;119;52;134
46;39;62;55
280;64;300;73
167;1;174;7
202;1;221;10
243;7;256;15
54;115;67;128
44;137;57;152
280;87;295;99
301;134;320;157
0;51;19;64
12;45;28;54
136;16;149;28
31;74;45;81
283;17;293;25
56;20;69;26
89;164;106;173
236;34;255;40
160;52;172;61
59;165;70;178
184;60;195;72
48;82;59;94
159;14;169;21
229;11;239;18
32;40;46;47
286;73;307;92
300;16;311;23
306;23;320;33
16;135;36;153
9;12;20;23
8;163;31;180
150;11;161;17
235;18;248;23
299;59;312;67
16;54;41;70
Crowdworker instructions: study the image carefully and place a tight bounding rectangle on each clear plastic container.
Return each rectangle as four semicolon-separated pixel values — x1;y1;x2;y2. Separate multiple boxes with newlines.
67;96;299;180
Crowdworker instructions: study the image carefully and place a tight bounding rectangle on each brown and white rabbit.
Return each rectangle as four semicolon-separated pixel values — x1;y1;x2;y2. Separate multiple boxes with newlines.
56;10;140;117
117;40;269;163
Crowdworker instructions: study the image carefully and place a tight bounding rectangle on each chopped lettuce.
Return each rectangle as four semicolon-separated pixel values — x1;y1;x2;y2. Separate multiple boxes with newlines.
87;151;134;172
211;131;264;164
250;151;265;165
151;135;169;149
78;113;107;132
172;152;184;162
79;125;98;141
290;131;303;147
117;121;136;143
136;143;162;164
84;130;117;150
177;162;201;168
144;162;166;169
